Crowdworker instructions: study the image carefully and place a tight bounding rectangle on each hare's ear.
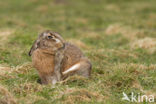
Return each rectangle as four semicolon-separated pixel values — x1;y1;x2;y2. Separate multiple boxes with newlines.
28;40;39;56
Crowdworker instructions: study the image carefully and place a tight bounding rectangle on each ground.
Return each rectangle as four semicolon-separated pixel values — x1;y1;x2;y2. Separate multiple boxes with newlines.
0;0;156;104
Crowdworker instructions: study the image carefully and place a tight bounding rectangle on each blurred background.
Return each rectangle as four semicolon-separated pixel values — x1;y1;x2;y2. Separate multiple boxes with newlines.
0;0;156;104
0;0;156;65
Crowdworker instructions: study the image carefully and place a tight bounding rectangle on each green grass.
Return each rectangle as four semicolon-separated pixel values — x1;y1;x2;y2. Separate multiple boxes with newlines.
0;0;156;103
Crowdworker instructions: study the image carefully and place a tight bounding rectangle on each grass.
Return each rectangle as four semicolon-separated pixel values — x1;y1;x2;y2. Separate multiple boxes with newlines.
0;0;156;103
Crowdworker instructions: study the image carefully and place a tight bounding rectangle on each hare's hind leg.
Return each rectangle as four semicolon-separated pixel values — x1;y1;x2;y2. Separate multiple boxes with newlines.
62;59;92;78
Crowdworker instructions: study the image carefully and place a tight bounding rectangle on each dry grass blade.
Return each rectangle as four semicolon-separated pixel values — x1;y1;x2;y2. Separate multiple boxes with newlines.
57;88;104;104
0;85;17;104
12;63;33;74
0;65;11;75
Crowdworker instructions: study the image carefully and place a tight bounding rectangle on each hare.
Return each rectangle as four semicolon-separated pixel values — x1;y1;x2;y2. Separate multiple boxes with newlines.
29;30;92;85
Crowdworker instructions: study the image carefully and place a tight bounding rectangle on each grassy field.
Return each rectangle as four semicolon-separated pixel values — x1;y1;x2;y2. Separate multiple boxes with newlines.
0;0;156;103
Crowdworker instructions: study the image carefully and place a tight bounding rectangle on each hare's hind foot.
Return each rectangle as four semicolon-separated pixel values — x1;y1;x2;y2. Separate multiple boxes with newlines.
62;58;92;78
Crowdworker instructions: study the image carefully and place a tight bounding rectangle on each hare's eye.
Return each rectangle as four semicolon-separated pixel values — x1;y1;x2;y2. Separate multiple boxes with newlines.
47;36;53;39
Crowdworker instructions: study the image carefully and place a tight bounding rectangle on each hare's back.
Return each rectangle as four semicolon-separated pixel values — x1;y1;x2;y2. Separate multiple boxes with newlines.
61;42;84;72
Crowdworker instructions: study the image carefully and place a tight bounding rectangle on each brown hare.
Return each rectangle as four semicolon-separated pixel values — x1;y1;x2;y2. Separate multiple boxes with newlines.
29;30;92;85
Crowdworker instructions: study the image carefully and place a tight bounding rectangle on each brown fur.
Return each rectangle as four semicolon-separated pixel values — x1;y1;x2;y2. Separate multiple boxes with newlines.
32;49;55;84
29;30;92;85
61;43;91;78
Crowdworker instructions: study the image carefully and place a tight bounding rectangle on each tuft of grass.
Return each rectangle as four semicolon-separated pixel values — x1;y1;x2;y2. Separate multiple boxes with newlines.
130;37;156;54
53;88;104;104
0;85;17;104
